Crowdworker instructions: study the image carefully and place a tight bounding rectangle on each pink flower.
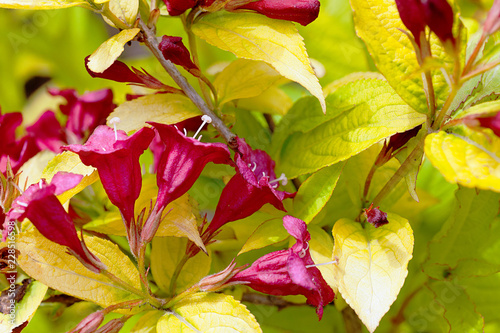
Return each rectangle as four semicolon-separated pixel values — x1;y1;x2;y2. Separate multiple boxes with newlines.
228;216;334;319
162;0;197;16
484;0;500;36
64;126;154;230
159;36;201;77
205;138;294;235
141;122;232;242
6;172;105;273
49;88;116;144
25;110;66;153
230;0;320;26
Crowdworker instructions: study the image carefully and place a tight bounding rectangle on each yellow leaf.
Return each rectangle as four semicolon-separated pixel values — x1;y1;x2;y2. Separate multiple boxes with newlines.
238;218;288;255
0;281;47;332
157;292;262;332
18;150;56;188
151;237;211;295
0;0;85;9
17;229;142;310
425;130;500;191
308;225;337;292
192;11;325;112
103;0;139;27
87;28;140;73
236;85;292;115
131;310;164;333
41;151;98;204
214;59;283;106
332;214;414;332
108;94;201;133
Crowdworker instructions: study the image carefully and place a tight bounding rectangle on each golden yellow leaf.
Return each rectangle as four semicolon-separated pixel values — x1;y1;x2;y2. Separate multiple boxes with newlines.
87;28;140;73
17;229;142;310
0;0;84;9
157;292;262;332
192;12;325;112
107;94;201;133
103;0;139;27
332;214;414;332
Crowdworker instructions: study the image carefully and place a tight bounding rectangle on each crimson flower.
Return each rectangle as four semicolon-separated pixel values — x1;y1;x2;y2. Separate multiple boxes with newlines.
25;110;65;153
49;88;116;144
205;137;295;235
6;172;105;273
230;0;320;26
463;111;500;137
159;36;201;77
64;125;155;230
364;204;389;228
142;122;232;242
228;215;334;319
162;0;197;16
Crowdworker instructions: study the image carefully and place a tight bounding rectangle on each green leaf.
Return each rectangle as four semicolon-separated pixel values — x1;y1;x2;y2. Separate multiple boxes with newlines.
41;151;98;204
157;292;262;332
275;77;426;178
87;28;141;73
428;281;484;332
236;85;293;115
214;59;283;106
192;11;325;112
452;100;500;120
151;237;211;295
0;281;47;332
17;229;142;310
131;310;164;333
461;273;500;323
0;0;88;9
238;218;288;255
350;0;457;114
424;129;500;191
292;162;344;223
332;213;414;333
108;94;201;133
423;188;500;279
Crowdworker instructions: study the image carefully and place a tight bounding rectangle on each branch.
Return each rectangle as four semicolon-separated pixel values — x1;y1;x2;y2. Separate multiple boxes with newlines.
138;20;238;149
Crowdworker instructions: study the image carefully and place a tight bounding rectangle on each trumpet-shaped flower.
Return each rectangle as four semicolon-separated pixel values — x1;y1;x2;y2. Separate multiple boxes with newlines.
228;216;334;319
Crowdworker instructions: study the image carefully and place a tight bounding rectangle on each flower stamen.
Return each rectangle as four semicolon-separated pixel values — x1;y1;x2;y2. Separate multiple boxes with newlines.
109;117;121;141
269;173;288;187
305;259;339;269
193;115;212;140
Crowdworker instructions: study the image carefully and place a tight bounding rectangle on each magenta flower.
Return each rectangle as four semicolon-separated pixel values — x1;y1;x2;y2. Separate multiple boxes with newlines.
49;88;116;144
484;0;500;36
205;138;294;235
162;0;197;16
159;36;201;77
142;122;232;242
25;110;66;153
64;125;155;231
7;172;105;273
395;0;426;45
228;215;334;319
364;204;389;228
230;0;320;26
0;110;22;152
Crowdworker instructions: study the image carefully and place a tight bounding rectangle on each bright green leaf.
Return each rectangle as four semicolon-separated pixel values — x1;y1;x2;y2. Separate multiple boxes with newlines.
17;229;142;310
332;214;414;332
108;94;201;133
0;281;47;332
276;77;426;178
157;292;262;332
236;85;293;115
0;0;87;9
292;162;344;223
151;237;211;295
131;310;164;333
424;188;500;279
41;151;98;204
192;11;325;112
424;129;500;191
452;100;500;120
238;218;288;255
87;28;140;73
214;59;283;106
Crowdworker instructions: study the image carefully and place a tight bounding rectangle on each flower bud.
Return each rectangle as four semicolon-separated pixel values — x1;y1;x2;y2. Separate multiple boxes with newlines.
159;36;201;77
162;0;198;16
484;0;500;36
68;311;104;333
95;318;126;333
196;260;247;292
422;0;455;45
395;0;426;45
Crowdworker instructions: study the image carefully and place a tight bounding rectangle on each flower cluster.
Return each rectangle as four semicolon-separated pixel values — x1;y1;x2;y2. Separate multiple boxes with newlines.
163;0;320;26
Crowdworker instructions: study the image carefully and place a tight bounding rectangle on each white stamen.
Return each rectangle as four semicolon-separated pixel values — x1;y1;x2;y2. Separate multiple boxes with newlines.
193;115;212;140
298;248;306;258
305;259;339;269
262;172;267;178
251;162;257;172
174;125;179;130
269;173;288;187
38;179;43;189
197;135;203;141
109;117;121;141
102;148;106;151
17;201;28;207
183;128;188;136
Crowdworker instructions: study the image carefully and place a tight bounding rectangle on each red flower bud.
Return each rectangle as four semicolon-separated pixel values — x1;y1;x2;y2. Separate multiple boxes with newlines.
232;0;320;26
159;36;201;77
422;0;455;44
395;0;426;45
364;204;389;228
162;0;198;16
68;311;104;333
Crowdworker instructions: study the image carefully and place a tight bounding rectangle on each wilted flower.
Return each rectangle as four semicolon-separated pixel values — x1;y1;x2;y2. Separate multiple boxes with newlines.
7;172;106;273
364;204;389;228
205;138;294;235
49;88;116;144
229;0;321;26
228;216;334;319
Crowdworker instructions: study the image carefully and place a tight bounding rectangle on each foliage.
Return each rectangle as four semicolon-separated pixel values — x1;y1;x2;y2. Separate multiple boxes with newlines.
0;0;500;332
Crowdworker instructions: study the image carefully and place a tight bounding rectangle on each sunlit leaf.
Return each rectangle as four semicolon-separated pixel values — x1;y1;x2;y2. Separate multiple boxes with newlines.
332;214;414;332
17;229;142;310
0;280;47;332
151;237;211;295
424;129;500;191
131;310;164;333
0;0;88;9
236;85;292;115
108;94;201;133
103;0;139;27
308;225;336;292
157;292;262;332
87;28;140;73
192;11;325;112
238;218;288;255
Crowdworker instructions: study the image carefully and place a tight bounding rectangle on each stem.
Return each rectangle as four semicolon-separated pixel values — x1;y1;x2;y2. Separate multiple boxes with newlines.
363;163;378;203
461;58;500;82
462;33;487;76
371;137;425;208
264;114;276;133
342;306;362;333
389;284;425;333
433;84;459;129
138;20;238;149
418;34;437;118
137;243;150;294
169;254;190;296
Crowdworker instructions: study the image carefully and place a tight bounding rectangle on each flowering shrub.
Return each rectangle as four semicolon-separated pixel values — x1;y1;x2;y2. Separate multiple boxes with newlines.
0;0;500;332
